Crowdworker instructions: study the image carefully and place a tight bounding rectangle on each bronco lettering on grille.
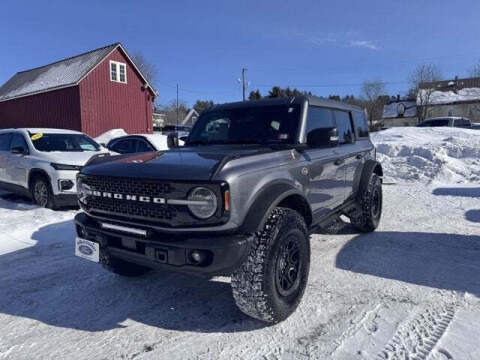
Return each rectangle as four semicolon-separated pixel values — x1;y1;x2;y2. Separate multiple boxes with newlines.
85;189;166;204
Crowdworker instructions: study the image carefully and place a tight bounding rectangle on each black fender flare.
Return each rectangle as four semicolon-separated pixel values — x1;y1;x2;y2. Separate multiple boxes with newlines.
356;160;383;202
239;181;309;234
28;168;52;188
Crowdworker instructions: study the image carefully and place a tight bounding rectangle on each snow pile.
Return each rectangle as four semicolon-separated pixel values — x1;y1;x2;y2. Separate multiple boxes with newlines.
418;87;480;105
94;128;127;145
371;127;480;183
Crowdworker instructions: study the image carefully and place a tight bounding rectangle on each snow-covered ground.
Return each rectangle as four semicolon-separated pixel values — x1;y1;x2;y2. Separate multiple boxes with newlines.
0;128;479;359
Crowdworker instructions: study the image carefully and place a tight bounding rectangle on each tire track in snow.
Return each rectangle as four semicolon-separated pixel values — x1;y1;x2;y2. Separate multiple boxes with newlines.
377;304;456;360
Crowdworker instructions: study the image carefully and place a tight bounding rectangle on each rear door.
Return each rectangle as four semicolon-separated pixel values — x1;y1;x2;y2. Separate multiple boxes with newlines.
332;110;359;202
303;106;345;218
0;133;12;183
5;133;30;187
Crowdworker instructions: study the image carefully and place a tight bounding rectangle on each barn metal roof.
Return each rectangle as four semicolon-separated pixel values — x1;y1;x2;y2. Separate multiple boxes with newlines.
0;43;157;102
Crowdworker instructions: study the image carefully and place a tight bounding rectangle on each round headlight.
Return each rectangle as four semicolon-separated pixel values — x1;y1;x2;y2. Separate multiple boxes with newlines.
187;187;217;219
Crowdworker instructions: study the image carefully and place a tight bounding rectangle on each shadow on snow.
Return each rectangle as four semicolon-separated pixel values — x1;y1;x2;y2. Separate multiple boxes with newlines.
465;209;480;224
336;230;480;297
0;220;265;333
432;187;480;198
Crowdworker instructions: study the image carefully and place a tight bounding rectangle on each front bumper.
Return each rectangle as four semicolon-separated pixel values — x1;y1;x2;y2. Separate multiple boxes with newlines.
74;212;252;276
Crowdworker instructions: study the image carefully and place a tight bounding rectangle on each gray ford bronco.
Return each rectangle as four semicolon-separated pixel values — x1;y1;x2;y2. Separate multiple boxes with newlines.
74;96;383;323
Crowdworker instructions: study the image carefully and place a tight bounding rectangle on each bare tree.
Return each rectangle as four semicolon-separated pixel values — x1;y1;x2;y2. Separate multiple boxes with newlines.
361;79;386;129
131;52;158;85
158;99;189;126
409;64;442;123
469;61;480;77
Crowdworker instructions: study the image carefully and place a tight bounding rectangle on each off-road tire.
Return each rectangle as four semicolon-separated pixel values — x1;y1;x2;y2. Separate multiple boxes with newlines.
351;173;382;232
31;176;57;209
231;207;310;323
100;250;151;277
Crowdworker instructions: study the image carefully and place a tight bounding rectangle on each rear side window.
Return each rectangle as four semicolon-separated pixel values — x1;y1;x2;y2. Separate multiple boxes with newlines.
10;134;28;151
333;110;355;144
136;139;154;152
0;133;11;151
352;111;369;138
431;119;450;127
454;118;471;127
109;139;136;154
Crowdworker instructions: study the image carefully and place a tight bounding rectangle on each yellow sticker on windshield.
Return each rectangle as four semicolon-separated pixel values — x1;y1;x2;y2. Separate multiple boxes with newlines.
31;133;43;141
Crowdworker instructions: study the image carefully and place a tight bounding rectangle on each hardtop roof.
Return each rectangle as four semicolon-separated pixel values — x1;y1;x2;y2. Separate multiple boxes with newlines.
207;95;364;113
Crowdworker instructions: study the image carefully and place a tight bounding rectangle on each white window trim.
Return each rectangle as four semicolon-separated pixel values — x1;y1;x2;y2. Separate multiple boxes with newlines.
109;60;127;84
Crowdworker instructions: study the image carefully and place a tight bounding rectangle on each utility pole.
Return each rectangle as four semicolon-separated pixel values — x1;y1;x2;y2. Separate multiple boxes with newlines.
237;68;248;101
176;84;179;126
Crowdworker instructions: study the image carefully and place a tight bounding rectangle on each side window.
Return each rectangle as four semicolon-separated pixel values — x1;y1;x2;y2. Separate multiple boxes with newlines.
334;110;355;144
454;118;470;127
0;133;12;151
352;111;369;138
10;134;28;151
305;107;335;146
136;139;154;152
110;139;135;154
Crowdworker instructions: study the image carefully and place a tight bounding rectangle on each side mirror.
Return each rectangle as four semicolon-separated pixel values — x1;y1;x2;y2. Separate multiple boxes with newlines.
307;128;339;148
11;146;27;155
167;133;179;148
179;136;188;142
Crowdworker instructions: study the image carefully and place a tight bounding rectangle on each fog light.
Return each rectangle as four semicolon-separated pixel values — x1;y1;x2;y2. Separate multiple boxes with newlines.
59;179;74;191
190;250;207;264
76;225;86;237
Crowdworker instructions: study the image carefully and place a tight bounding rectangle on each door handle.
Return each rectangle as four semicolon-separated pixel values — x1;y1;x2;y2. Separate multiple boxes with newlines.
334;158;344;166
356;154;364;160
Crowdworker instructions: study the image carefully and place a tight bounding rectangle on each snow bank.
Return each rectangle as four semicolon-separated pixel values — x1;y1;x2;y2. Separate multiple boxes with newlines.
94;128;127;145
371;127;480;184
419;87;480;105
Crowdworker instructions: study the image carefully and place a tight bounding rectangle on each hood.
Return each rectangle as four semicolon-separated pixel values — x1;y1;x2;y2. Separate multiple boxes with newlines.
40;151;109;166
81;146;272;181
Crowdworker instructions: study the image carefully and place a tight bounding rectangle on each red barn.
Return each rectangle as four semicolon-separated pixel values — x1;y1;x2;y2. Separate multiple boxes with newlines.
0;43;157;137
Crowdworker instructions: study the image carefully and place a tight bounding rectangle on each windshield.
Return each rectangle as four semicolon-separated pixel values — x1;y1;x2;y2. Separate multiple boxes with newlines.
29;133;101;152
187;104;301;145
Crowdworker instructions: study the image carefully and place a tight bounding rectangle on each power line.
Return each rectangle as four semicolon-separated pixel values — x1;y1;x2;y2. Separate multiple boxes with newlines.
253;80;410;89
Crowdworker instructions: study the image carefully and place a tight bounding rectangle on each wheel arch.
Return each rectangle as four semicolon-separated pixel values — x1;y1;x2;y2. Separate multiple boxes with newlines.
355;160;383;202
28;168;52;190
240;181;312;234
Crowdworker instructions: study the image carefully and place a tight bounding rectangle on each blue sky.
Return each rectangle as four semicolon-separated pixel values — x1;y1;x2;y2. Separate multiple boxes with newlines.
1;0;480;106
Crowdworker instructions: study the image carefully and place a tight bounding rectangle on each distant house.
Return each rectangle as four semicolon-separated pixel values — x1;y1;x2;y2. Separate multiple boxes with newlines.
418;76;480;124
152;109;167;129
0;43;157;137
182;108;199;127
382;99;418;127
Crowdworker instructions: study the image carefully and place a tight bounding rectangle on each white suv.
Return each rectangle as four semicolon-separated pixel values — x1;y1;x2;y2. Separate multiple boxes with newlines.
0;128;109;208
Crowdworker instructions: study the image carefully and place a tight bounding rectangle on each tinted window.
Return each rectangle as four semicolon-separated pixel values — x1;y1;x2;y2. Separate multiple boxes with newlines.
334;110;355;144
352;111;369;138
188;104;301;145
10;134;28;151
454;118;471;127
136;139;154;152
431;119;450;127
30;133;100;152
0;133;12;151
109;139;136;154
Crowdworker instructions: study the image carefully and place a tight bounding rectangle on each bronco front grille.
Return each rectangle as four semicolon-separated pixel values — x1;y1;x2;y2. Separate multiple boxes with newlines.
79;175;225;227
